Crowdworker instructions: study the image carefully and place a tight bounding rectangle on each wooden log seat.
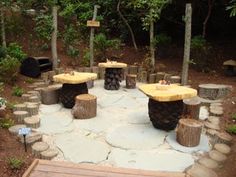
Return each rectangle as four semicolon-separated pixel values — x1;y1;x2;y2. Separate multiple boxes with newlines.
41;87;60;105
72;94;97;119
176;118;203;147
183;96;201;119
126;74;137;89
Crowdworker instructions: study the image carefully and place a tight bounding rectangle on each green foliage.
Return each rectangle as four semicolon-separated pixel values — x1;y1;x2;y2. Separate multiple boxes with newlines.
226;125;236;134
0;118;14;129
191;35;207;49
12;86;24;97
232;113;236;120
0;97;6;108
94;33;121;60
6;14;24;37
7;157;24;170
25;78;34;84
6;43;26;63
153;33;171;46
63;24;79;49
0;82;4;94
0;46;7;59
0;56;21;84
227;0;236;17
82;49;90;67
34;14;53;42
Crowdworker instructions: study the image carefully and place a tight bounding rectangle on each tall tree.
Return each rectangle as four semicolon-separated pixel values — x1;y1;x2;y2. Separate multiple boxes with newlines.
202;0;215;38
133;0;171;67
51;5;58;69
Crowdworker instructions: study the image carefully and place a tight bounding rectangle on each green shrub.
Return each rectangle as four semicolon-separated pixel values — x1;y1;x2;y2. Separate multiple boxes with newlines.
12;86;24;97
82;49;90;67
0;118;14;129
0;97;6;108
7;157;24;170
153;33;172;47
25;78;34;84
226;125;236;134
0;82;4;94
6;43;27;63
232;113;236;120
0;56;21;84
67;46;80;65
0;46;7;59
63;24;79;49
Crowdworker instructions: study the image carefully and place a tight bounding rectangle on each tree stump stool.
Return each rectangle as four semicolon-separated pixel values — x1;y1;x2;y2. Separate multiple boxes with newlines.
24;116;40;129
27;104;39;116
104;68;123;90
41;87;60;105
148;73;156;83
170;76;181;84
72;94;97;119
126;74;137;89
41;148;58;160
176;118;203;147
13;111;29;123
32;141;49;158
13;104;27;111
183;97;201;119
22;94;32;102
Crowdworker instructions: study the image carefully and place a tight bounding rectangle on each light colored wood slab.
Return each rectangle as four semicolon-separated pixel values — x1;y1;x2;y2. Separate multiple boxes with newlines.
53;72;97;84
139;84;197;102
98;62;127;68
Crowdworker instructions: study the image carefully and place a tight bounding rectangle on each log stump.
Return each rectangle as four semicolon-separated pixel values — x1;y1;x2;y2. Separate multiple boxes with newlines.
8;124;26;135
198;158;219;169
198;84;232;100
13;104;27;111
170;76;181;84
183;97;201;119
26;104;39;116
215;132;233;145
140;71;148;83
41;87;59;105
22;94;32;102
209;150;227;162
156;72;165;83
104;68;123;90
214;143;231;154
32;141;49;158
29;95;41;103
176;119;203;147
41;149;58;160
72;94;97;119
24;116;40;129
128;65;138;75
48;70;56;83
187;163;218;177
99;67;105;79
126;74;137;89
41;72;49;83
148;73;156;83
18;131;42;144
13;111;29;123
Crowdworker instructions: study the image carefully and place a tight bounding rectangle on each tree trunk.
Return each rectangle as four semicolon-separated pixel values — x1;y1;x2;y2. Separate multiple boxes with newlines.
150;20;155;67
181;3;192;85
202;0;215;38
183;97;201;119
0;8;6;48
89;5;100;67
126;74;136;89
51;6;58;69
117;0;138;50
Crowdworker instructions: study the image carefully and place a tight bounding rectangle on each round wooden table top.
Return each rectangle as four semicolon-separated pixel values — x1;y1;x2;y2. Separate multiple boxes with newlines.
53;71;97;84
98;61;127;68
139;83;197;102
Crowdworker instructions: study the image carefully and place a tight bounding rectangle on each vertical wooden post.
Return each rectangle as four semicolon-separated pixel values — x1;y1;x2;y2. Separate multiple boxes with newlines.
51;6;58;69
150;20;155;67
0;7;6;48
89;5;100;67
181;3;192;86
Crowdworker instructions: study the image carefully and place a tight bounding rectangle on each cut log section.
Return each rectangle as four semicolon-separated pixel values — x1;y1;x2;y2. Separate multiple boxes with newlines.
41;87;59;105
209;150;227;162
8;124;26;135
128;65;138;75
22;94;32;102
126;74;137;89
29;96;41;103
207;116;220;125
26;104;39;116
170;76;181;84
18;131;42;144
176;119;203;147
104;68;123;90
48;70;56;83
27;91;41;98
183;97;201;119
32;142;49;158
24;116;40;129
214;143;231;154
198;84;232;100
13;104;26;111
41;149;58;160
72;94;97;119
92;66;99;74
54;67;64;74
210;107;223;116
13;111;29;124
99;67;105;79
41;72;49;83
198;158;218;169
215;132;233;145
140;71;148;83
187;163;218;177
205;122;220;131
148;73;156;83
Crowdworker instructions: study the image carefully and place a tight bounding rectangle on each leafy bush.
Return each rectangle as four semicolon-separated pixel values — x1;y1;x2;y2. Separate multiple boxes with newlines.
226;125;236;134
0;56;21;84
6;43;26;62
63;25;79;49
7;157;24;170
153;33;172;47
67;46;80;65
12;86;24;97
190;35;213;73
82;49;90;67
0;46;7;59
94;33;120;61
25;78;34;84
0;97;6;108
0;118;14;129
232;113;236;120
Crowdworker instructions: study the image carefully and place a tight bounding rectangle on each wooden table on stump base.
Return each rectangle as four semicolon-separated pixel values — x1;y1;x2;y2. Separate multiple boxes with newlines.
53;72;97;108
99;62;127;90
139;84;197;131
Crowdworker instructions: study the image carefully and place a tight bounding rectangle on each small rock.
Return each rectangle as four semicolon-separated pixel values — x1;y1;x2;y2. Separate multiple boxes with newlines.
214;144;231;154
209;150;227;162
8;124;26;135
187;163;218;177
198;158;218;169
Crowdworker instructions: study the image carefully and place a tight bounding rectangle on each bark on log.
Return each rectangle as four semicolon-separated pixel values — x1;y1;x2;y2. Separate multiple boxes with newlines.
55;67;64;74
137;67;145;82
32;141;49;158
13;104;27;111
92;66;99;74
41;148;58;160
13;111;29;124
22;94;32;102
126;74;136;89
41;72;49;83
198;84;232;100
148;73;156;83
128;65;138;75
140;71;148;83
18;131;42;145
29;96;41;103
41;87;59;105
24;116;40;129
72;94;97;119
99;67;105;79
176;119;203;147
183;97;201;119
48;70;56;83
215;132;233;145
26;104;39;116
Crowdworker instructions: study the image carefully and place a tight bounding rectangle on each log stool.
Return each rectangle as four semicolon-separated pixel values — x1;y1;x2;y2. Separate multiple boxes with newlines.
126;74;137;89
72;94;97;119
176;119;203;147
183;97;201;119
41;87;60;105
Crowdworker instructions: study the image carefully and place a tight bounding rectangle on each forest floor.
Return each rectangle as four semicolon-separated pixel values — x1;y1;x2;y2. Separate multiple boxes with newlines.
0;45;235;177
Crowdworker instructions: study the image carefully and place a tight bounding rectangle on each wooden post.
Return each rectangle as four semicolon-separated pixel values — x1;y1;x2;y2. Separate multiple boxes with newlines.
177;119;202;147
181;3;192;85
51;6;58;69
150;19;155;67
89;5;100;67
